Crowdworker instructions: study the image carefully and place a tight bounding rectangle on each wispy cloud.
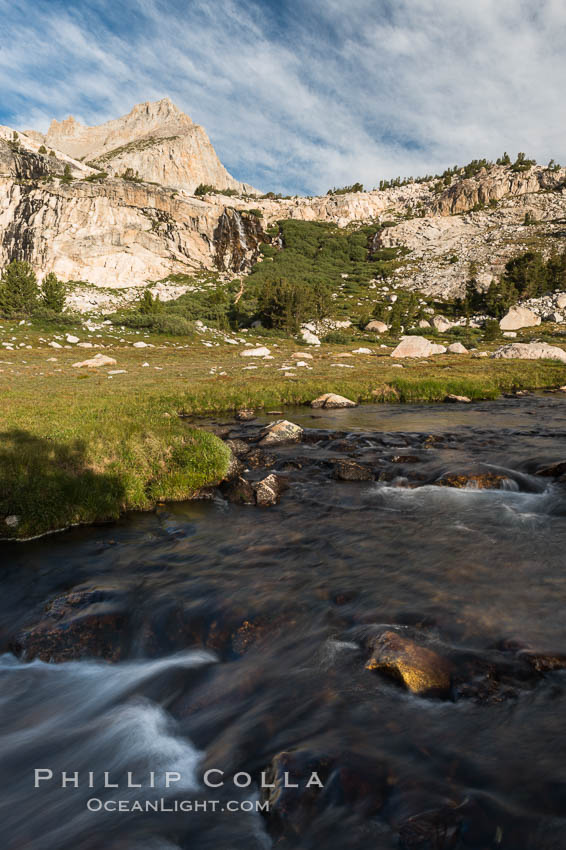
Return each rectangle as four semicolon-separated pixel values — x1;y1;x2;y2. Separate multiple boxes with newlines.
1;0;565;194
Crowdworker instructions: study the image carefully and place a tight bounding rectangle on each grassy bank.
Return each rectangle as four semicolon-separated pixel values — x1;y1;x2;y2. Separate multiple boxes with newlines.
1;325;565;539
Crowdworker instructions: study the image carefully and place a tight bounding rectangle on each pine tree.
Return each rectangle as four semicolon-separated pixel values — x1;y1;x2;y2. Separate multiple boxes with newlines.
0;260;40;316
60;164;73;185
41;272;66;313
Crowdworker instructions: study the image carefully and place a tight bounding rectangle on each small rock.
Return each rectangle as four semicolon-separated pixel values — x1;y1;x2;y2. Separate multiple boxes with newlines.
133;341;149;348
332;460;373;481
236;408;256;421
48;341;62;349
535;461;566;478
72;353;117;368
223;476;256;505
556;293;566;310
253;474;287;506
300;329;321;345
291;352;313;359
502;331;517;338
311;393;357;409
444;394;471;403
431;315;454;333
418;319;431;328
364;320;388;333
66;334;79;344
76;342;93;348
4;515;20;528
365;631;452;698
259;420;304;446
447;342;468;354
352;347;372;354
240;346;271;357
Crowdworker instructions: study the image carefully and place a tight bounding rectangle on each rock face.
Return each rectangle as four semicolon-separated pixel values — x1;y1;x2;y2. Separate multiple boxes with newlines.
391;336;446;358
42;98;256;195
492;342;566;364
499;306;541;330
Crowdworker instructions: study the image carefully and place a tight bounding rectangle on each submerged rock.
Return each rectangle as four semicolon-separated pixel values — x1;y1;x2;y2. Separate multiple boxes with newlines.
332;459;373;481
434;471;507;489
535;460;566;479
365;630;452;698
311;392;357;409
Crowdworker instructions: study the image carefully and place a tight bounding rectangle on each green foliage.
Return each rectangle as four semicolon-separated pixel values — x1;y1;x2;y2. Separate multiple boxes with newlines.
121;167;142;182
257;277;330;333
484;319;500;341
194;184;239;197
0;260;40;317
139;289;163;315
41;272;66;313
84;171;108;182
496;152;511;166
246;208;263;218
461;159;492;179
523;211;537;226
547;159;561;172
38;145;47;155
327;182;364;195
475;250;566;318
60;164;73;185
511;152;536;173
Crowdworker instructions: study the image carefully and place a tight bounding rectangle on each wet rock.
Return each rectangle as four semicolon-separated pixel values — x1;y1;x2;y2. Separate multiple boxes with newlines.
224;438;250;456
253;473;288;506
332;459;374;481
434;471;507;489
534;460;566;478
499;305;541;330
517;648;566;673
311;392;357;409
12;584;132;662
222;476;256;505
223;452;244;482
259;419;303;446
391;336;447;358
444;394;471;403
365;631;452;698
261;750;334;834
391;455;421;464
244;446;277;468
236;408;256;421
492;341;566;364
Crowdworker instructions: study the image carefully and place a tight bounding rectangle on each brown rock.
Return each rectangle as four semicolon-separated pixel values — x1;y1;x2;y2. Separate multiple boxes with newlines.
253;473;288;506
332;460;373;481
365;631;452;698
222;476;255;505
434;472;506;489
444;394;471;403
236;408;256;421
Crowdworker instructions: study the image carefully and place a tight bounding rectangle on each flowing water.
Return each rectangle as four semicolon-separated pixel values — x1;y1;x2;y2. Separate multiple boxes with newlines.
1;394;566;849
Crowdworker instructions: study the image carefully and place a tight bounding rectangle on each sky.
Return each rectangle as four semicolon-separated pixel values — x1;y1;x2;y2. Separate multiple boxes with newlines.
1;0;565;195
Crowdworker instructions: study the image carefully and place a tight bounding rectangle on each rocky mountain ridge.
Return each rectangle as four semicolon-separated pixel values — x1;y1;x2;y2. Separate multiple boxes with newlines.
1;102;565;311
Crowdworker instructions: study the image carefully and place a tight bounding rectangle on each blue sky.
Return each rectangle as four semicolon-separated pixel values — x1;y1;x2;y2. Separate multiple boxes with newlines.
1;0;565;195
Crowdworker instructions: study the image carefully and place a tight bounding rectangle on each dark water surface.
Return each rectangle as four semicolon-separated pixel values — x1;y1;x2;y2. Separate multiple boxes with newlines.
2;395;566;849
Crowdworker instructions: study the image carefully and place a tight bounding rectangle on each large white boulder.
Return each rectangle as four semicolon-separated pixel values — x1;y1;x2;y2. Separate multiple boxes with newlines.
556;293;566;310
492;342;566;364
391;336;447;358
499;306;541;331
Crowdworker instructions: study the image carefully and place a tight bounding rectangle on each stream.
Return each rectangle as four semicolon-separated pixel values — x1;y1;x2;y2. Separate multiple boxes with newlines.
1;394;566;849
